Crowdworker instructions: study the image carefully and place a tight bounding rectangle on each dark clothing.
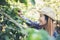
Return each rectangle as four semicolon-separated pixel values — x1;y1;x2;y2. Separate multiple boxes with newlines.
21;16;42;29
26;20;42;29
53;31;58;38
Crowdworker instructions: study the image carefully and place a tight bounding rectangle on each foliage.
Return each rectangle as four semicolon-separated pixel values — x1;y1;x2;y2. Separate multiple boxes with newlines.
0;0;35;40
0;0;60;40
0;6;26;40
0;0;10;6
26;28;49;40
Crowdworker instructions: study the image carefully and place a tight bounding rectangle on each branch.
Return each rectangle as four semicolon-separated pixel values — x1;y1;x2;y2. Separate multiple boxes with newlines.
1;11;25;32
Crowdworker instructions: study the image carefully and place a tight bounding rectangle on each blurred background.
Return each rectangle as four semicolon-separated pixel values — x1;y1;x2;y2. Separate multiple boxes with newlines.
0;0;60;40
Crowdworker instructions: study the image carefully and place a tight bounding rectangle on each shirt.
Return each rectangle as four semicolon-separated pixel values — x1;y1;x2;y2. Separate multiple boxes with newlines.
21;15;42;29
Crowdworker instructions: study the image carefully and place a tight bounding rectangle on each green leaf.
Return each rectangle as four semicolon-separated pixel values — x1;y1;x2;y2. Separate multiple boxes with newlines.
0;0;10;6
30;0;35;5
5;36;10;40
27;29;49;40
15;0;18;2
19;0;28;6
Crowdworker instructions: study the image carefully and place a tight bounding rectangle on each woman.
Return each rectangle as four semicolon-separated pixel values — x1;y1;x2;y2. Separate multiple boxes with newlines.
18;7;56;37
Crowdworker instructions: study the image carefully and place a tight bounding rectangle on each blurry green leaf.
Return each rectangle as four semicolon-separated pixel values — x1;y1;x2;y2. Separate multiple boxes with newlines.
19;0;28;6
15;0;18;2
26;28;49;40
30;0;35;5
39;29;49;40
5;36;10;40
0;0;10;6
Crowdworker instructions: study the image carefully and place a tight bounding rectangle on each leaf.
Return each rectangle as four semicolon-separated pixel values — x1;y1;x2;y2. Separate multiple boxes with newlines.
19;0;28;6
0;0;10;6
15;0;18;2
30;0;35;5
5;35;10;40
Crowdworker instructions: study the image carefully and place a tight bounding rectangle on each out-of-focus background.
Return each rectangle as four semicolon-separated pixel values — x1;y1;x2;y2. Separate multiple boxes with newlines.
0;0;60;40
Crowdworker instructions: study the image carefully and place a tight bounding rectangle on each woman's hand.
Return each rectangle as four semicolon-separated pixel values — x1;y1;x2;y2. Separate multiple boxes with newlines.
18;10;23;17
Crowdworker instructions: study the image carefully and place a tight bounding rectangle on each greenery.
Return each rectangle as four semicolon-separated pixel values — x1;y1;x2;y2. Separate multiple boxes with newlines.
0;0;60;40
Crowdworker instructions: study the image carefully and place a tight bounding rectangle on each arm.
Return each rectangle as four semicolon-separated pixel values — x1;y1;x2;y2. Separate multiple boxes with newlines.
20;15;40;28
18;10;40;29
